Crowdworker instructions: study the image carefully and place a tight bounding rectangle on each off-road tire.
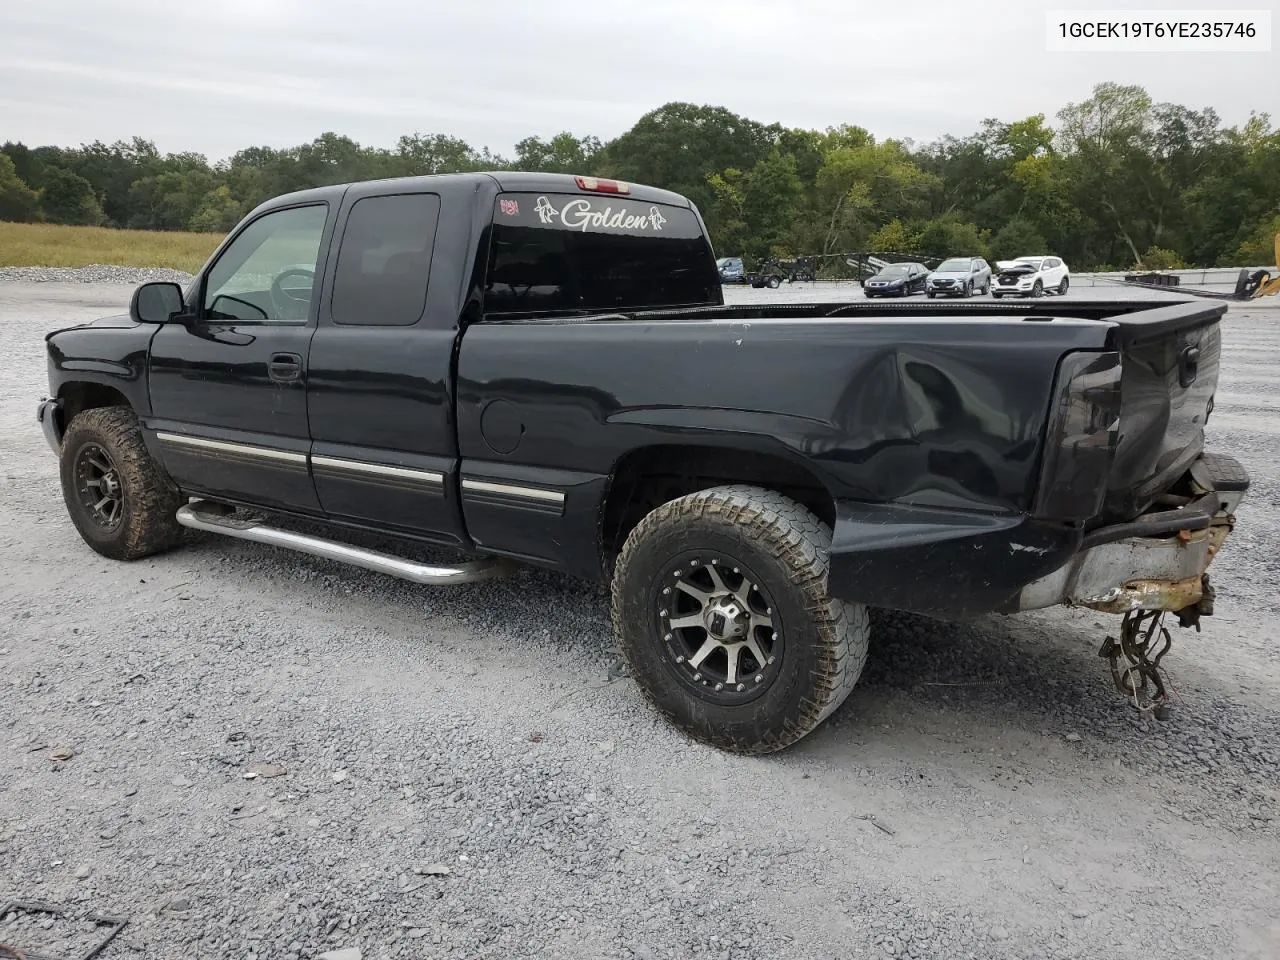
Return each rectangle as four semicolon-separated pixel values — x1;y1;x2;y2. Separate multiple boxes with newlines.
59;406;184;561
611;484;870;754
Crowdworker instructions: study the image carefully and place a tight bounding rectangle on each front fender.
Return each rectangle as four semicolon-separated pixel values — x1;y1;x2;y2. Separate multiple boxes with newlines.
46;318;158;421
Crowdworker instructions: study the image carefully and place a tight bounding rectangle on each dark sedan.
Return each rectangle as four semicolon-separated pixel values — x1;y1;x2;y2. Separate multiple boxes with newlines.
862;262;929;298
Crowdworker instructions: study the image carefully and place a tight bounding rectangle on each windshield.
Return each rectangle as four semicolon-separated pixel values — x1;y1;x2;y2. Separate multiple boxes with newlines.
880;266;909;277
937;259;970;272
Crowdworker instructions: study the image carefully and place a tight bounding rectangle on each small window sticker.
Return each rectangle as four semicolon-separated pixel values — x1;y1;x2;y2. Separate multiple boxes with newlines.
499;198;520;216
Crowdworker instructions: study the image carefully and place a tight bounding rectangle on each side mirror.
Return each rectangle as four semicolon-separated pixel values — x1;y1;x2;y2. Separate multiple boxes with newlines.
131;282;184;324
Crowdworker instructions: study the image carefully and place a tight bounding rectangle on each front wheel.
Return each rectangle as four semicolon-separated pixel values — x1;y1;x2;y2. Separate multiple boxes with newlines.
767;276;781;289
1031;279;1044;298
611;485;870;754
59;406;184;560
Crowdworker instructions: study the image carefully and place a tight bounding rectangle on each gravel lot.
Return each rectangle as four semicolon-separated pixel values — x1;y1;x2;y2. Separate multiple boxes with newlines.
2;273;1278;960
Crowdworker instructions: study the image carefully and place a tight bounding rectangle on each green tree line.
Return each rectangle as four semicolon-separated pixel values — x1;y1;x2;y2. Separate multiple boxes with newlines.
2;82;1277;270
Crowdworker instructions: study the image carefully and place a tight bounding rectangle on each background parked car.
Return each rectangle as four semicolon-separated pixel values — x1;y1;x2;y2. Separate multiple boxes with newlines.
717;257;746;284
927;257;991;298
863;262;929;298
992;256;1071;298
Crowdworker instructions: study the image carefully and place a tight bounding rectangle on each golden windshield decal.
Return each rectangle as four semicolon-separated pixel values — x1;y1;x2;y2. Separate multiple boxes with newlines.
533;195;668;233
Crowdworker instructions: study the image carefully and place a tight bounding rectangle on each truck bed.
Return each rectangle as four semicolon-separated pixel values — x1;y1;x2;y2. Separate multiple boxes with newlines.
458;296;1218;593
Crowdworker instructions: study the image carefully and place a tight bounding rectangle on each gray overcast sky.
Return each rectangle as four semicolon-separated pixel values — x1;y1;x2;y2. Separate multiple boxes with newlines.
2;0;1276;160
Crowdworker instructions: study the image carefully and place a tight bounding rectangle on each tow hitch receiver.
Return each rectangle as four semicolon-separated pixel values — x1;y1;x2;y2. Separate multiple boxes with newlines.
1097;576;1213;721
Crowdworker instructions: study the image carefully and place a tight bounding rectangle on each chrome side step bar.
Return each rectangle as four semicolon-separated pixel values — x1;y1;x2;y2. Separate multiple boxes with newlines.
175;499;511;586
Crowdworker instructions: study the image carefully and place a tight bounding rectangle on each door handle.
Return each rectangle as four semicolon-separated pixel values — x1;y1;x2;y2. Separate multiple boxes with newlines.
268;352;303;383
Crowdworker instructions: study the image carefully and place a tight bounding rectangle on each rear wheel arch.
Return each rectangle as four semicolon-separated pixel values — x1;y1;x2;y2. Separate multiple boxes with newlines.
599;442;837;577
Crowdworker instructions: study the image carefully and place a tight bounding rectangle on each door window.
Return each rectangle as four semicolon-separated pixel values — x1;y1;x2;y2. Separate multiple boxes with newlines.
203;205;328;323
332;194;441;326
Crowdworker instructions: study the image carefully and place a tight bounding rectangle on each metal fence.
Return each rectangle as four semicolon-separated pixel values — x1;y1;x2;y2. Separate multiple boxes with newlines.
1070;267;1276;291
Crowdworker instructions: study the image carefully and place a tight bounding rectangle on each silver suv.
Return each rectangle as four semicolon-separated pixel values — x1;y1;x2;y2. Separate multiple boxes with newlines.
927;257;991;298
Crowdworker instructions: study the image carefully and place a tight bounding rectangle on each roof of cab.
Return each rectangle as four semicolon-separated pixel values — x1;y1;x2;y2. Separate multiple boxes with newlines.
252;171;693;216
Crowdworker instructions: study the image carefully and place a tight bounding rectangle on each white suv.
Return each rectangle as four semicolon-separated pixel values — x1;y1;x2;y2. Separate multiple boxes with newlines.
992;256;1070;298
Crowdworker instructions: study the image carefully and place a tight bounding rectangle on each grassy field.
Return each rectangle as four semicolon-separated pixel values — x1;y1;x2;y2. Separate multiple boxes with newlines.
0;221;220;272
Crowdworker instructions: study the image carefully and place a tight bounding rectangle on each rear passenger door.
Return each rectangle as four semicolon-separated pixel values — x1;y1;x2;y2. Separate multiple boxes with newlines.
1042;258;1061;287
305;187;467;545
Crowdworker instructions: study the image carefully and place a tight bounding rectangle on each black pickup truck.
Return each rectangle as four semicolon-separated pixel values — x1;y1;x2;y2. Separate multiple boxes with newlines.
36;172;1248;753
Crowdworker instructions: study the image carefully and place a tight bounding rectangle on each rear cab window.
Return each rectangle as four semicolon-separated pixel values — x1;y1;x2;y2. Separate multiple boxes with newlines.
331;193;441;326
483;192;720;316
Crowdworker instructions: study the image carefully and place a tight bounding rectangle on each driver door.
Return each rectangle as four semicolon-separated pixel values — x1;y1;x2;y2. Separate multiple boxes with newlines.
146;202;331;513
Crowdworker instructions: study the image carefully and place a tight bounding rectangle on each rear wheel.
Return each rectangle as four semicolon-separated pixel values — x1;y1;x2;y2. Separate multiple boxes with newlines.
1058;276;1070;295
767;276;781;289
59;407;184;561
611;485;870;754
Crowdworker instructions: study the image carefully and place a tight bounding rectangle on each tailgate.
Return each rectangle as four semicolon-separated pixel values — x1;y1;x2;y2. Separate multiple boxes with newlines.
1103;301;1224;519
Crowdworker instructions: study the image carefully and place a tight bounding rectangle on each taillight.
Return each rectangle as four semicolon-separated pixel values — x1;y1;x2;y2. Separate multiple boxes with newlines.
575;176;630;194
1032;351;1122;521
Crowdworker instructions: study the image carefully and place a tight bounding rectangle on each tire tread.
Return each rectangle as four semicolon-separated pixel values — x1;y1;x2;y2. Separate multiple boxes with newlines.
60;406;184;561
611;484;870;754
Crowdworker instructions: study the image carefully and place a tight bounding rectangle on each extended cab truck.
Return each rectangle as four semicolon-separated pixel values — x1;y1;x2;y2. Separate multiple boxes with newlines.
36;173;1248;753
